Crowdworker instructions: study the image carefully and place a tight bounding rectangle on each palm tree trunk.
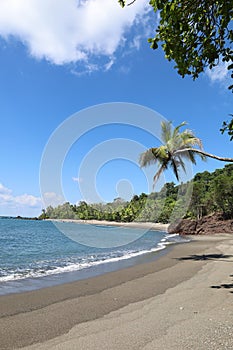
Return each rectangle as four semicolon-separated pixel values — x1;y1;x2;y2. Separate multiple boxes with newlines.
174;148;233;162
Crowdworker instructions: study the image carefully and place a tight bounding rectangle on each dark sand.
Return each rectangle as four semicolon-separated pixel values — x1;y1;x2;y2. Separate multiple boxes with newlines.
0;235;233;349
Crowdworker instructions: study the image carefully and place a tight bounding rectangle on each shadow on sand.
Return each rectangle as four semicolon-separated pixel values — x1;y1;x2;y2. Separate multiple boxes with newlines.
176;253;233;262
176;255;233;293
211;274;233;293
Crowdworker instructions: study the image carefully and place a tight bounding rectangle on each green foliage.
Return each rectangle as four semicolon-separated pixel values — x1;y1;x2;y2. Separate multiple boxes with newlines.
40;164;233;223
220;115;233;141
213;172;233;219
118;0;125;7
148;1;233;90
140;121;205;184
151;0;233;138
189;164;233;219
38;209;48;220
140;121;233;189
119;0;233;138
120;0;232;89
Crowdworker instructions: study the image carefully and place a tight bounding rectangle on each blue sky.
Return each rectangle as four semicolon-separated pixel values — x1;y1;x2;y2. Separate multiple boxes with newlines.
0;0;232;217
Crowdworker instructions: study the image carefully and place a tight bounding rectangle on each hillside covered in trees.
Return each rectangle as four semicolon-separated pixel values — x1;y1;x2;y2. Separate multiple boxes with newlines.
39;164;233;224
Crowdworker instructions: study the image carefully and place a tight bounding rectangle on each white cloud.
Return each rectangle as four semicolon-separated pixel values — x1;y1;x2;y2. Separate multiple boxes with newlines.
14;194;41;207
0;183;42;217
104;58;115;72
0;0;150;68
43;192;64;207
0;183;41;207
130;35;142;50
0;183;12;195
72;176;83;183
206;61;229;84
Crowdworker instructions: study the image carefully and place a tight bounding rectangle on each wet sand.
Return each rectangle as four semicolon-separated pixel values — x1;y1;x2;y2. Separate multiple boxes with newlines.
1;235;233;349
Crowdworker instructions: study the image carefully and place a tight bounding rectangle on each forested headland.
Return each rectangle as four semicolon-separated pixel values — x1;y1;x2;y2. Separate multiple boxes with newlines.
39;164;233;224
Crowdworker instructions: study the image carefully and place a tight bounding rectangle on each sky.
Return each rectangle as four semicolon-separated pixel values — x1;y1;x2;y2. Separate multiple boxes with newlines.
0;0;232;217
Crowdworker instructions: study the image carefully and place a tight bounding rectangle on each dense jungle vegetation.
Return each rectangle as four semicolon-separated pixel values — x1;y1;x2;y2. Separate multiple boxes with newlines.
39;164;233;223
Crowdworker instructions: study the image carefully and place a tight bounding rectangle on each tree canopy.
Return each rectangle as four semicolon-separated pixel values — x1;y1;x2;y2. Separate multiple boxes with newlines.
139;121;206;183
40;164;233;223
119;0;233;137
140;121;233;185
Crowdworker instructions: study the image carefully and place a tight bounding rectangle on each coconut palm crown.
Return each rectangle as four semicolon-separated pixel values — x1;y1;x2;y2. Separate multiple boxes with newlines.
139;121;233;184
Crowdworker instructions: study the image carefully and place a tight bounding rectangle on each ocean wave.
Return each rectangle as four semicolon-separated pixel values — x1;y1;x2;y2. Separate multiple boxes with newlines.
0;234;181;283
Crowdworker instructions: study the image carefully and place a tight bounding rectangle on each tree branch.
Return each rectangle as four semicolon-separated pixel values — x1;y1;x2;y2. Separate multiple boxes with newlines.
174;148;233;162
127;0;137;5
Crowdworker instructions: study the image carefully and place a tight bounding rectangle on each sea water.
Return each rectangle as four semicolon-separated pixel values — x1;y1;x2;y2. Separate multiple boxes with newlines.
0;218;185;295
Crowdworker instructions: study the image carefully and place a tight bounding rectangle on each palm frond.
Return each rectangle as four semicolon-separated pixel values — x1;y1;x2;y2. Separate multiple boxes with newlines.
180;130;203;149
161;121;172;143
153;145;169;161
170;158;180;181
139;148;157;167
199;153;207;161
176;155;187;172
140;146;169;168
140;120;208;185
177;150;197;164
186;150;197;164
153;163;168;185
172;121;187;139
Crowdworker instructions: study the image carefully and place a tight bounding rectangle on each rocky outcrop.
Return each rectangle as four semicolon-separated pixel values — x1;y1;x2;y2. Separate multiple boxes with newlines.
168;214;233;235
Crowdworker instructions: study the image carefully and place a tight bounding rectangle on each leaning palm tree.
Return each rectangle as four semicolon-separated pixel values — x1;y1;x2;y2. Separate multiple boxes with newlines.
140;121;233;184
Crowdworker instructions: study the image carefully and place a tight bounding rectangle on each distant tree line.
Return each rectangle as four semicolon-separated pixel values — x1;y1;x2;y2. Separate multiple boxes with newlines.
39;164;233;223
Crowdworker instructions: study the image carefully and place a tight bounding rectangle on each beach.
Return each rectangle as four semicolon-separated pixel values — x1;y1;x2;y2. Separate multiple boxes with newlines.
48;218;170;231
1;234;233;349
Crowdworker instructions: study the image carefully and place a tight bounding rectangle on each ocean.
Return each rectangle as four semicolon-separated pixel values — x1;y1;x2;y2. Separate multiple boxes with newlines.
0;218;186;295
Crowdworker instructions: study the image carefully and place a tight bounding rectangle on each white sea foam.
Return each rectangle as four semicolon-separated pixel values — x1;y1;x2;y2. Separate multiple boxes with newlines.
0;234;181;283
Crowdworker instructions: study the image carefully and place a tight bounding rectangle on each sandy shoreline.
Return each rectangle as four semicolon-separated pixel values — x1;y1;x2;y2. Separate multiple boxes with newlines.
1;234;233;349
47;218;169;232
